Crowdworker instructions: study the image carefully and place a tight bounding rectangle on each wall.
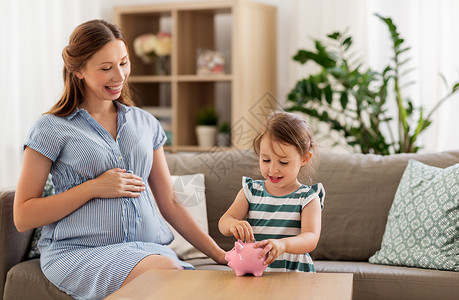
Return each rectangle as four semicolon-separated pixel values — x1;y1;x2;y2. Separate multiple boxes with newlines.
1;0;458;188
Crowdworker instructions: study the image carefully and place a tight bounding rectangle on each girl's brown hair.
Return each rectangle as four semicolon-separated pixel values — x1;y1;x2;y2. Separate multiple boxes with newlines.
47;19;134;116
253;111;319;180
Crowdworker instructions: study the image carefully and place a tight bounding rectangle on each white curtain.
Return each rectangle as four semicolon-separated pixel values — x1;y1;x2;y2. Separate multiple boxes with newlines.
291;0;459;154
0;0;101;188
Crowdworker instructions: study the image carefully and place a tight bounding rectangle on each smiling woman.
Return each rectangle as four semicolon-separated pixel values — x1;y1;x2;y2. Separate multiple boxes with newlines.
12;19;226;299
47;20;134;117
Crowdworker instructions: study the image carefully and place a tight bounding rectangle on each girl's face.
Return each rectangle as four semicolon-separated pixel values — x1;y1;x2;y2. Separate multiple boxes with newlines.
77;39;130;104
259;135;310;196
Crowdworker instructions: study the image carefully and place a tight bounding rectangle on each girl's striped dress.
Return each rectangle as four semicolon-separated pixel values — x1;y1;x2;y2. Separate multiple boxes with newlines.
243;176;325;272
25;101;193;300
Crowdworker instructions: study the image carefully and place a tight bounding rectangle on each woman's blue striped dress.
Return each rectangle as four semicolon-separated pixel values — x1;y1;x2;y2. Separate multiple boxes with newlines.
24;101;193;300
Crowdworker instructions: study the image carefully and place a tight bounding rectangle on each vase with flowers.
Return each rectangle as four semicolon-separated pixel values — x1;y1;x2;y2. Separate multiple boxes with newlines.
133;32;172;75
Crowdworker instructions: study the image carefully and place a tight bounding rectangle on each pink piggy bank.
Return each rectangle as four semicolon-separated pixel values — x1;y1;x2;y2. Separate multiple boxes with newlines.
225;240;268;276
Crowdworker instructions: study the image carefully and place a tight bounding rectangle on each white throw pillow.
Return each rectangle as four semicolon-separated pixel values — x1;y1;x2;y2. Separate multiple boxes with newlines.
168;173;209;260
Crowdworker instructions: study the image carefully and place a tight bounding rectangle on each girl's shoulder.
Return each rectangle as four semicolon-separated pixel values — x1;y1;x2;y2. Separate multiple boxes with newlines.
242;176;264;188
298;182;324;193
298;182;325;209
242;176;265;198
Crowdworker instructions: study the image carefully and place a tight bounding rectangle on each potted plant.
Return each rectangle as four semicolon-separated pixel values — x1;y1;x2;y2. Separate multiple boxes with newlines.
286;14;459;155
196;107;218;148
217;122;231;147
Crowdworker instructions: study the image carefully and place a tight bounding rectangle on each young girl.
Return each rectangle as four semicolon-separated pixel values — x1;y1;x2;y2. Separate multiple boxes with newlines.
219;111;324;272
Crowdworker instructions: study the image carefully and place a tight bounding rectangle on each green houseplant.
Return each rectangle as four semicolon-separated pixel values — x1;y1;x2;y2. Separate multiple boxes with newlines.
197;106;218;126
196;107;218;147
217;122;231;147
287;14;459;155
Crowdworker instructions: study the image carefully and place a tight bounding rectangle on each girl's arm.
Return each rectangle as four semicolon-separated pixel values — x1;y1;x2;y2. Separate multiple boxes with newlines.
14;147;145;232
255;195;322;264
149;147;226;265
218;189;254;242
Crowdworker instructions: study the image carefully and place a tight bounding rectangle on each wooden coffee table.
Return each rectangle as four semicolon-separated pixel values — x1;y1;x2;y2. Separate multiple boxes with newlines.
105;270;353;300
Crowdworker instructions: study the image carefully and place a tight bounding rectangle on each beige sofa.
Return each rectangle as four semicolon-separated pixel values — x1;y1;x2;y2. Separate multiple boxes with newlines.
2;149;459;300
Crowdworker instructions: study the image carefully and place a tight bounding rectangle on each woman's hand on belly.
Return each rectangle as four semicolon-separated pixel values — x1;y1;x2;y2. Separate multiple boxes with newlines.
89;168;145;198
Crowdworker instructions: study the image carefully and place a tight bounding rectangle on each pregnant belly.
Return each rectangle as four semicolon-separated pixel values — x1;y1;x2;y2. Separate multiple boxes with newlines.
52;198;127;246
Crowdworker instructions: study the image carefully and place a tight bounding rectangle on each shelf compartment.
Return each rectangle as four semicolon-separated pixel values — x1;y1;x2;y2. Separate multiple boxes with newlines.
130;81;171;108
117;11;173;76
115;0;277;152
176;8;232;75
143;106;173;146
142;106;172;119
174;82;231;147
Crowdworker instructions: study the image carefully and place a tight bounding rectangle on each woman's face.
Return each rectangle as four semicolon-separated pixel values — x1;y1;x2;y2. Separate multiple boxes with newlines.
77;39;130;104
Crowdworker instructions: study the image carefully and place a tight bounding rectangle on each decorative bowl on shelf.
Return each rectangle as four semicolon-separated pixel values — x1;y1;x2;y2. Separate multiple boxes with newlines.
196;49;225;75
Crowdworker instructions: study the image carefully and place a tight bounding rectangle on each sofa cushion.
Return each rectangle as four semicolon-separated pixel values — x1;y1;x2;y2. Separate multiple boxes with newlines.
315;260;459;300
0;190;34;298
166;149;459;261
369;160;459;271
306;150;459;261
166;149;260;251
167;173;208;260
4;259;72;300
28;174;55;259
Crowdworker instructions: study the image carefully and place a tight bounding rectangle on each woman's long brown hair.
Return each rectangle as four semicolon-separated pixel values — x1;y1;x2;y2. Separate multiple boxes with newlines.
47;19;134;116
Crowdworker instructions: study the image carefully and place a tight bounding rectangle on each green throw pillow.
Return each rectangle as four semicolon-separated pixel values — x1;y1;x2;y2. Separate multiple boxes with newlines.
369;159;459;271
27;174;54;259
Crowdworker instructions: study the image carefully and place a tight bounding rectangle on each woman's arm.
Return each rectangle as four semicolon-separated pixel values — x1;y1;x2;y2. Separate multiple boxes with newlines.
149;147;226;264
255;196;322;264
14;147;145;232
218;189;254;242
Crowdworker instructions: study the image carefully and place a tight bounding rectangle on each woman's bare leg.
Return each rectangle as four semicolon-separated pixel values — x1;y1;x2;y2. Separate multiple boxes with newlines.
121;255;183;287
